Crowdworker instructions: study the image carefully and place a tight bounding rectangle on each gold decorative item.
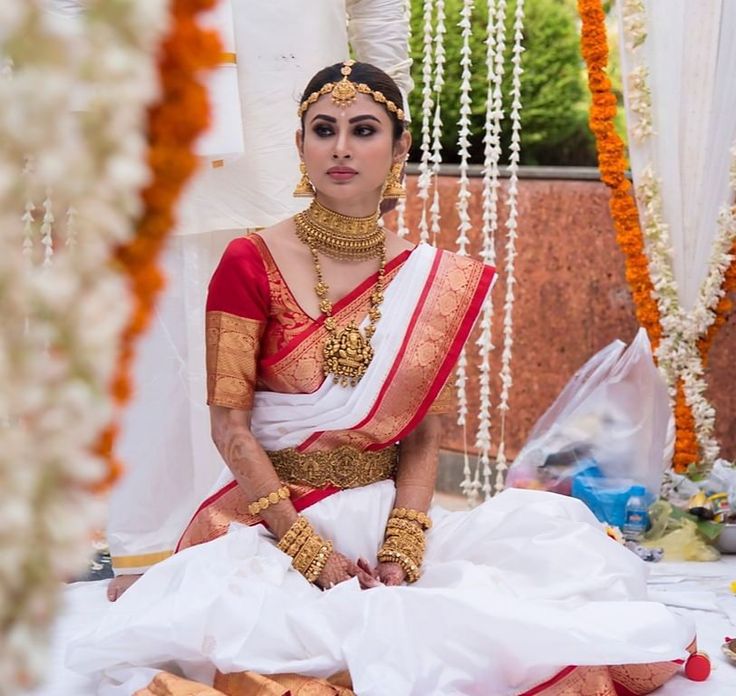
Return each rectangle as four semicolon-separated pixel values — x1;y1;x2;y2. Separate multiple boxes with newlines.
293;161;315;198
247;485;291;516
294;199;387;387
382;161;406;200
268;444;398;488
298;59;406;122
294;199;383;261
721;638;736;665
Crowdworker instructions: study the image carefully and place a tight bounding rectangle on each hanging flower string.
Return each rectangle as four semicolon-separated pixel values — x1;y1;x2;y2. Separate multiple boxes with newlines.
577;0;663;352
622;0;736;472
429;0;447;246
93;0;221;491
465;0;508;505
417;0;436;243
494;0;525;493
0;1;168;687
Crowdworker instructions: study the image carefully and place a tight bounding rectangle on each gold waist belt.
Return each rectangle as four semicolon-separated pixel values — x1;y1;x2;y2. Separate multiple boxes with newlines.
268;445;398;489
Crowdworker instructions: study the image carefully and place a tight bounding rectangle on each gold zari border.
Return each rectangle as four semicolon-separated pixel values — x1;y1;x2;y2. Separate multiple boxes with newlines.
206;310;264;410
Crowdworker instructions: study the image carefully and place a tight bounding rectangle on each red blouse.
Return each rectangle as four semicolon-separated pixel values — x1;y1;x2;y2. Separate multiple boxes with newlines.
205;233;456;412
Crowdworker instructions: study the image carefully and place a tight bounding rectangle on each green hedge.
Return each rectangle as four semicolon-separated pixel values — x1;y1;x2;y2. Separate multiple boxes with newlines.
407;0;598;166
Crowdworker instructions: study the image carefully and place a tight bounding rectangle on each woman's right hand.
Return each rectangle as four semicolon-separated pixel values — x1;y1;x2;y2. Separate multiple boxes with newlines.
316;551;381;590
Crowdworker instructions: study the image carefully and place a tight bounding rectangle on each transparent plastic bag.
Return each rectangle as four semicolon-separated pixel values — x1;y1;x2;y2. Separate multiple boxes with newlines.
508;329;674;500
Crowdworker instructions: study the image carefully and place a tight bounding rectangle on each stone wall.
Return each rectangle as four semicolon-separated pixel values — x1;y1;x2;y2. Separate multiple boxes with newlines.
387;174;735;462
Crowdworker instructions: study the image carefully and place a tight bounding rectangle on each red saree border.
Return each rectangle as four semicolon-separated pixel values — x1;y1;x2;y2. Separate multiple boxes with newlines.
301;253;496;452
258;238;414;368
387;260;496;446
517;637;696;696
297;248;445;452
175;481;340;553
521;666;577;696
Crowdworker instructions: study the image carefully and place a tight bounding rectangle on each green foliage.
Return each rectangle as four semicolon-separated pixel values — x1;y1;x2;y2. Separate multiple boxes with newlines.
407;0;597;165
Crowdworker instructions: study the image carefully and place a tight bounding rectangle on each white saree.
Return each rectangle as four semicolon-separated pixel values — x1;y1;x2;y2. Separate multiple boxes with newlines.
66;485;695;695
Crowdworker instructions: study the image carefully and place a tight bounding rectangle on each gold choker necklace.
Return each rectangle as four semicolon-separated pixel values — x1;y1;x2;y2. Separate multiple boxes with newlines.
295;199;384;261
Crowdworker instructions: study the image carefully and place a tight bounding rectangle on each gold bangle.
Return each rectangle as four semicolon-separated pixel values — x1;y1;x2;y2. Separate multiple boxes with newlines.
389;507;432;530
277;516;310;553
293;535;325;575
305;541;333;583
386;518;427;540
377;548;420;583
382;537;424;567
249;485;291;516
285;525;314;558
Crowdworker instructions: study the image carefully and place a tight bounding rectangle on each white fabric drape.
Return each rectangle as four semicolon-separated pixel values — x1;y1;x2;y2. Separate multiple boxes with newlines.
196;2;244;160
179;0;413;235
618;0;736;311
250;244;435;449
71;487;695;696
108;0;413;574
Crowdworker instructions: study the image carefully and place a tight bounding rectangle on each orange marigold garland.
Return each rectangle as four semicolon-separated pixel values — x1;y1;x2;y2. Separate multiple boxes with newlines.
577;0;662;351
93;0;221;491
577;0;707;473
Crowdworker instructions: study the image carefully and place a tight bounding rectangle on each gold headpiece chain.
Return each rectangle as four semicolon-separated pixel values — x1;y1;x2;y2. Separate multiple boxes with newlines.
298;59;405;122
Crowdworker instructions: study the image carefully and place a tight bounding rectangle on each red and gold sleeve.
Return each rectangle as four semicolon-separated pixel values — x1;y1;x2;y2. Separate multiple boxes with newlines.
205;237;270;410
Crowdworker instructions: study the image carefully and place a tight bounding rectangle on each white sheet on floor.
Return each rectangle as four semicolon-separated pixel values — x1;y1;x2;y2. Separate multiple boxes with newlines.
30;489;736;696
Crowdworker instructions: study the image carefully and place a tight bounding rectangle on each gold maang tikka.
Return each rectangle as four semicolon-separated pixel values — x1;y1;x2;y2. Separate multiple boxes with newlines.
298;59;406;122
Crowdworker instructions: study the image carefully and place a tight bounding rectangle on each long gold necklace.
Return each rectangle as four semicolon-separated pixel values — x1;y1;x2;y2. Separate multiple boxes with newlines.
294;202;387;387
295;199;384;261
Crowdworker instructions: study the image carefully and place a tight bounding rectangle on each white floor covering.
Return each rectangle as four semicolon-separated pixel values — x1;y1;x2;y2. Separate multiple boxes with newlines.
32;557;736;695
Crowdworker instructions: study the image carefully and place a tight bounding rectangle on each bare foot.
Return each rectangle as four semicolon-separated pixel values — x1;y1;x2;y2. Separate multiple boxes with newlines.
107;573;142;602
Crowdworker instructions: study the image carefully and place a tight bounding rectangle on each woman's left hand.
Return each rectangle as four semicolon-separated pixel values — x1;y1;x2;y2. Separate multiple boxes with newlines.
375;561;406;586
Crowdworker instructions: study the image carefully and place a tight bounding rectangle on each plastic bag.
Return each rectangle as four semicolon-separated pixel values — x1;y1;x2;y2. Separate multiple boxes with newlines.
508;329;674;502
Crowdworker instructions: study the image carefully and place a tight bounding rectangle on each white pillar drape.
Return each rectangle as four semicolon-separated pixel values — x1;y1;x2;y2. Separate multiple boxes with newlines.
618;0;736;312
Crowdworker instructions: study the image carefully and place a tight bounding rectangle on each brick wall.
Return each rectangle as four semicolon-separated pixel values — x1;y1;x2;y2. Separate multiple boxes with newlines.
387;174;735;461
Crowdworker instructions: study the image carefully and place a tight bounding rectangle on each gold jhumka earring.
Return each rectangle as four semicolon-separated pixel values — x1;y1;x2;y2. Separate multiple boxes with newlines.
293;161;315;198
382;160;406;200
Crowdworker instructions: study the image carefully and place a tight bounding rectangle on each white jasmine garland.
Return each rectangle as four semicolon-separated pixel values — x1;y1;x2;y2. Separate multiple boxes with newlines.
622;0;647;49
453;0;475;445
0;1;167;690
627;65;654;142
429;0;446;245
466;0;507;504
621;4;736;472
417;0;436;243
493;0;524;493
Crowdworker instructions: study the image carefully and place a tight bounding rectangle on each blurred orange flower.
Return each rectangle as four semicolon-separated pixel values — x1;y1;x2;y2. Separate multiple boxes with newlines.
92;0;221;491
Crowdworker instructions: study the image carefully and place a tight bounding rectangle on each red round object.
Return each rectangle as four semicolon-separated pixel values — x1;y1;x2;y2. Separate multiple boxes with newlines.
684;652;711;682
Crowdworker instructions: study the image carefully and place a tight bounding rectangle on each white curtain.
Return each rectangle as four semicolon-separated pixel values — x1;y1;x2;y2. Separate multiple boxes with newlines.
617;0;736;311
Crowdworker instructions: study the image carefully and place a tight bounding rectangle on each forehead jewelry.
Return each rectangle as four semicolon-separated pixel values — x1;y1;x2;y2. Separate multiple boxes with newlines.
298;59;405;121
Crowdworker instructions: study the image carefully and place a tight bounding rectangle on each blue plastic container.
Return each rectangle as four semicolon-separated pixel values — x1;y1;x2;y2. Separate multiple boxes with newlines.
571;474;645;528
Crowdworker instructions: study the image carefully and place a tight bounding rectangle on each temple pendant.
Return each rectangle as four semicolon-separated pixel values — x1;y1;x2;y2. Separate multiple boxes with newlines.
323;323;374;387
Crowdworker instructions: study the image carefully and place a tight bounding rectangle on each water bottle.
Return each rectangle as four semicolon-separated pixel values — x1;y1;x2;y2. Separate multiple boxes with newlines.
623;485;650;541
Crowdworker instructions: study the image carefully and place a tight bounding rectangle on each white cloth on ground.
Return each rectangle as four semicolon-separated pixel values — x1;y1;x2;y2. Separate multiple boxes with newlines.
71;487;695;696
